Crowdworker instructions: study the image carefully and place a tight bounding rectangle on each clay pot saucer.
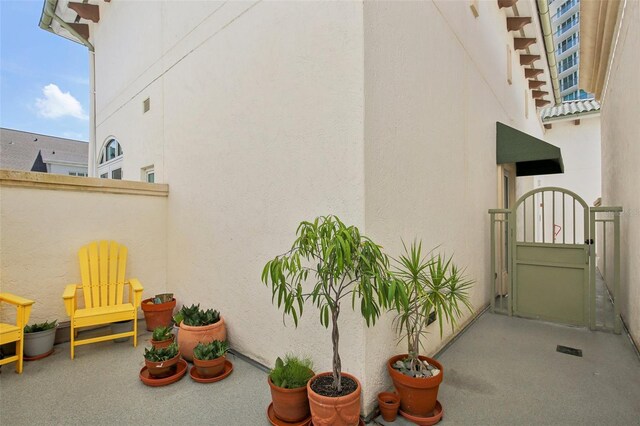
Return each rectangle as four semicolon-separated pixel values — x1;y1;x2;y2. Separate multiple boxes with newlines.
24;348;54;361
189;360;233;383
140;359;187;387
309;420;364;426
266;403;311;426
399;400;443;425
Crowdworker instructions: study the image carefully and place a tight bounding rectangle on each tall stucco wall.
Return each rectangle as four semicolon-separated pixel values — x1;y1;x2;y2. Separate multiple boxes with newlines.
0;177;168;325
600;0;640;344
362;0;548;411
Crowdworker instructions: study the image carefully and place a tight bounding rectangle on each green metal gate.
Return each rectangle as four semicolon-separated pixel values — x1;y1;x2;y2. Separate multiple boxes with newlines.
489;187;622;332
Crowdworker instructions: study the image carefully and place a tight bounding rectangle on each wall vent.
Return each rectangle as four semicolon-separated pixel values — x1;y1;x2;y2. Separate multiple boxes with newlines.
143;97;150;113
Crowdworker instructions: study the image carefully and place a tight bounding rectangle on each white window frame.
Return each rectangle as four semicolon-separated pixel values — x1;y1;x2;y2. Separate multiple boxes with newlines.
97;137;124;180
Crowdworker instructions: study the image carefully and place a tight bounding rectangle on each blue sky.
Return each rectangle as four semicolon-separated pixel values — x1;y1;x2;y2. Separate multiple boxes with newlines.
1;0;89;141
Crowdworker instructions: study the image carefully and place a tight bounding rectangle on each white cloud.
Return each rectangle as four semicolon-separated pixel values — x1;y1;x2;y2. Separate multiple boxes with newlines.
35;84;88;120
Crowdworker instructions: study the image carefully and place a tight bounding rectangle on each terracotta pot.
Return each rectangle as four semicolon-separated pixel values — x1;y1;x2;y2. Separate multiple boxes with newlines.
145;353;180;378
377;392;400;422
307;372;361;426
193;355;226;378
268;376;312;423
141;298;176;331
387;354;443;417
151;335;175;349
178;317;226;362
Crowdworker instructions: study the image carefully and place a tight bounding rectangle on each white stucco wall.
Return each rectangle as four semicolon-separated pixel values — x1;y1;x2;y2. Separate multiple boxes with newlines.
0;179;168;325
361;0;548;411
599;0;640;345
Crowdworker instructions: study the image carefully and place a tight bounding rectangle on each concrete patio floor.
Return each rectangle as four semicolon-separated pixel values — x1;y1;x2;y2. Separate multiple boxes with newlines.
1;312;639;425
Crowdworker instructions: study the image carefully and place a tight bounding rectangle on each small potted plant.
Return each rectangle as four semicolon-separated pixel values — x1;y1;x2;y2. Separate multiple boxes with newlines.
192;340;229;378
268;355;314;423
144;342;180;378
388;241;473;420
24;320;57;358
263;215;398;426
151;326;174;349
177;304;226;362
141;293;176;331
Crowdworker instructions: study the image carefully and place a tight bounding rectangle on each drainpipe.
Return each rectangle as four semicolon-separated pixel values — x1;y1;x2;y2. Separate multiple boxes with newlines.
536;0;561;105
40;0;97;176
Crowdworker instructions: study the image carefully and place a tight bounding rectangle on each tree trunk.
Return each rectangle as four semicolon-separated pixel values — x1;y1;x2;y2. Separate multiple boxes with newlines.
331;304;342;392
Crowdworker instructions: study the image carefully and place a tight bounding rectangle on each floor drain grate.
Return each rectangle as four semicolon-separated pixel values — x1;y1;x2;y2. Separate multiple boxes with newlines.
557;345;583;357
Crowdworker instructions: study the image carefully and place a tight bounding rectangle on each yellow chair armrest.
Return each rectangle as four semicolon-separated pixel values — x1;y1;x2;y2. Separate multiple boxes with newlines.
128;278;144;308
0;292;34;307
62;284;79;317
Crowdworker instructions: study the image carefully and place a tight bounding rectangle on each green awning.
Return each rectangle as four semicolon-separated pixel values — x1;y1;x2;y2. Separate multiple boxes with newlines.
496;122;564;176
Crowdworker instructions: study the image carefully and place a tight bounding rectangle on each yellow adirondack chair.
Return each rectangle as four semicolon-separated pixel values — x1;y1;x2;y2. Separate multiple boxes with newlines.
63;241;143;359
0;293;35;373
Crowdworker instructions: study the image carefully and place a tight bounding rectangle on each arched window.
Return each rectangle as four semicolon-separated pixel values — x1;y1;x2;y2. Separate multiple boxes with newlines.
97;138;123;179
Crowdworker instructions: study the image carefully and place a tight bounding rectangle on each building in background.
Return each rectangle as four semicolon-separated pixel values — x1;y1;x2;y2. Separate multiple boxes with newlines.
549;0;591;100
0;128;88;176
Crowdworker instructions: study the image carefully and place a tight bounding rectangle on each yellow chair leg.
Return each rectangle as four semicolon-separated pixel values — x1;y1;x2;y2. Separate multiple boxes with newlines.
70;325;75;360
16;339;23;374
133;317;138;347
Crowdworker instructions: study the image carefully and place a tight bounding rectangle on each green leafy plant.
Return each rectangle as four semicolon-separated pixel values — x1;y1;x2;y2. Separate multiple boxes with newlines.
269;355;314;389
24;320;57;333
392;241;473;373
152;326;173;342
179;304;220;326
144;342;179;362
262;215;398;392
193;340;229;361
172;311;184;326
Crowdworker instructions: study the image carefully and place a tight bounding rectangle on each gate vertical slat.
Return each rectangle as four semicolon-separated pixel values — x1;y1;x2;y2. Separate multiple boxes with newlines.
562;193;566;244
542;192;546;243
589;209;596;330
552;191;556;242
490;210;496;313
573;200;576;244
614;211;621;334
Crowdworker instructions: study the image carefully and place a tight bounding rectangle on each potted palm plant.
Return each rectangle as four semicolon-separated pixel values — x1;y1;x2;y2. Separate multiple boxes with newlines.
151;326;174;349
192;340;229;378
177;304;226;361
144;342;180;378
387;241;473;420
23;320;57;358
263;215;397;426
267;355;314;424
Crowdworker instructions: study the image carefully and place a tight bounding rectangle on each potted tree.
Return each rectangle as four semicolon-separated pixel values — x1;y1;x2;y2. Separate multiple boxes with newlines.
177;304;225;361
151;326;174;349
263;215;397;426
23;320;57;359
141;293;176;331
267;355;314;424
388;241;473;420
144;342;180;378
192;340;229;379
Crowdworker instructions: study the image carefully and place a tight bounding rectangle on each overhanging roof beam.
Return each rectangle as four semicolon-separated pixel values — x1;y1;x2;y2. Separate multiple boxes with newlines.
68;2;99;23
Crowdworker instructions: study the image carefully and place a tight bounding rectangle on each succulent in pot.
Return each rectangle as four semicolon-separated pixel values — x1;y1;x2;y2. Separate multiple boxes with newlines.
151;326;174;349
144;342;180;378
177;304;226;362
23;320;57;358
263;215;399;426
388;241;473;418
192;340;229;378
268;355;314;423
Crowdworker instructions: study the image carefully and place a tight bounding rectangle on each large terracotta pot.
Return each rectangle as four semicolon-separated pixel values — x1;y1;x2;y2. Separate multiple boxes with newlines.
151;335;175;349
141;298;176;331
307;372;361;426
178;317;226;362
193;355;226;378
387;354;443;417
268;376;312;423
145;353;180;378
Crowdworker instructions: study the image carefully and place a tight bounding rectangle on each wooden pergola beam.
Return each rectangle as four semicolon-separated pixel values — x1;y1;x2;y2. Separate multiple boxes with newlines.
531;90;549;99
67;23;89;40
68;2;100;23
507;17;531;32
535;99;551;108
529;80;546;89
498;0;518;8
524;68;543;78
514;38;536;51
520;54;540;66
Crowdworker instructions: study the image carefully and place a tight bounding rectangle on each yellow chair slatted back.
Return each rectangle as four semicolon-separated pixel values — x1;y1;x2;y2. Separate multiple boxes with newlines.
79;241;128;308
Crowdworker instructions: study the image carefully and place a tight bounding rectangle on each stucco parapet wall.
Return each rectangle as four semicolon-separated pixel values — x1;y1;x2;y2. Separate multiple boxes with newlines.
0;170;169;197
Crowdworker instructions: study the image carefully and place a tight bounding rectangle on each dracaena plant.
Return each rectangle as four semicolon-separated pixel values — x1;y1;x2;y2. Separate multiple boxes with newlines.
262;215;397;392
392;241;473;373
